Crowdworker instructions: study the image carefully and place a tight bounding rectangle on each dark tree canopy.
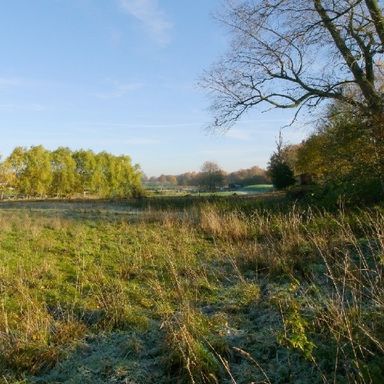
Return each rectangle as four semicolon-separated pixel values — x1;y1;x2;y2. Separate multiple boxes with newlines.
267;135;296;189
268;161;296;190
202;0;384;130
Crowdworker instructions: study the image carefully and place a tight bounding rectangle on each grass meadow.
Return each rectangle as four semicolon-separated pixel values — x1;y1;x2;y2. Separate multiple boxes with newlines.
0;197;383;383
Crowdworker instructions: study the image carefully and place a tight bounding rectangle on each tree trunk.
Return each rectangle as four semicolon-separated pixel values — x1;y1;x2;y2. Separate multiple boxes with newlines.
365;0;384;46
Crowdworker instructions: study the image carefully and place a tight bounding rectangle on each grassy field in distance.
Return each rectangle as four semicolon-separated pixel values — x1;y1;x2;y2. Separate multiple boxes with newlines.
144;184;274;197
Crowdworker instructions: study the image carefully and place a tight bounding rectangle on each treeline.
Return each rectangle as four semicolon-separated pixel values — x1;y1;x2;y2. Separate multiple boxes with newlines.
267;101;384;204
0;146;143;198
145;165;269;187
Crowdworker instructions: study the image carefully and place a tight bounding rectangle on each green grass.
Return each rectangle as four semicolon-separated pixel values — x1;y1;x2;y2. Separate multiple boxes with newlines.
239;184;274;193
192;184;274;197
0;199;383;383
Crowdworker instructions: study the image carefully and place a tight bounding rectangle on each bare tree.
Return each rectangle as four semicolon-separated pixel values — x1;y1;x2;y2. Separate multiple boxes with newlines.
202;0;384;130
199;161;225;191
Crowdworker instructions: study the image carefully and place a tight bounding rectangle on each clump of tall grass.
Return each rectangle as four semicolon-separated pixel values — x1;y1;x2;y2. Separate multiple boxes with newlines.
264;209;384;382
0;293;86;374
162;305;229;384
196;204;384;381
200;205;249;240
305;210;384;383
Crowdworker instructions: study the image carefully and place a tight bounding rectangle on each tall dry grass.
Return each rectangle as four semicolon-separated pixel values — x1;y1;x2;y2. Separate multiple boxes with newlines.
0;203;383;383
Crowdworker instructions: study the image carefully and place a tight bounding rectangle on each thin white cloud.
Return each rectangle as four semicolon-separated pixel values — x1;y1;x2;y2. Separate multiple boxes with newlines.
93;82;144;99
118;0;173;46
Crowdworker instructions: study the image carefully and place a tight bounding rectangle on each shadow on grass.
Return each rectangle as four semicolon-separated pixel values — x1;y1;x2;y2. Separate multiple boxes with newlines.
31;330;166;384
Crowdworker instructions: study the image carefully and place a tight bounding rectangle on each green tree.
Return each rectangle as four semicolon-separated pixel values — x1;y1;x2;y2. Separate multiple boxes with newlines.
117;157;143;198
50;147;76;197
2;146;143;199
268;160;296;190
93;152;111;197
296;103;384;201
73;150;97;195
26;146;52;197
6;146;52;197
0;160;15;198
92;152;143;198
5;147;26;184
268;137;296;190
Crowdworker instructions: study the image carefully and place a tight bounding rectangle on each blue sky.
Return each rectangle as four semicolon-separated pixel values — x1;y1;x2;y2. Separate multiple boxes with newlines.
0;0;308;176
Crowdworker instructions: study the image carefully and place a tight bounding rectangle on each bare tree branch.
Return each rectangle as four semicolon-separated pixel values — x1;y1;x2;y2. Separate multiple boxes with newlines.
202;0;384;130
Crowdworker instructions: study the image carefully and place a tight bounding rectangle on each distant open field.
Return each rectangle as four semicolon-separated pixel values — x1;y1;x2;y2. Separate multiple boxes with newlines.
144;184;274;197
0;198;383;383
196;184;274;196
